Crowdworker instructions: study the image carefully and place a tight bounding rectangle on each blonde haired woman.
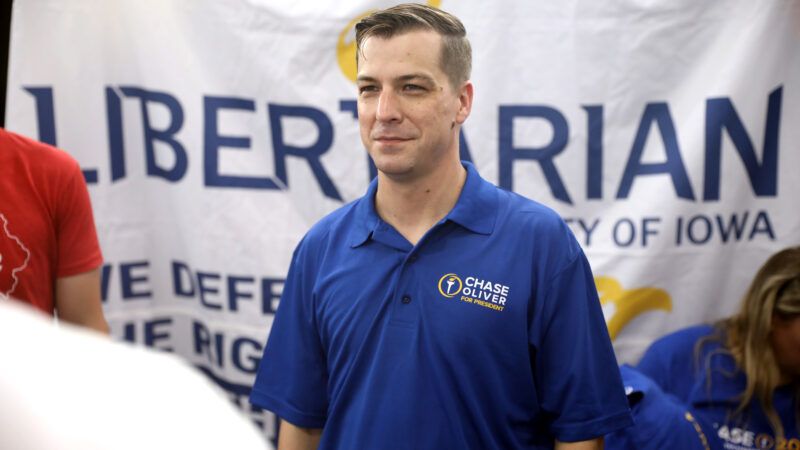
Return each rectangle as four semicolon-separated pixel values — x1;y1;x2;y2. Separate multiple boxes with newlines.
637;246;800;449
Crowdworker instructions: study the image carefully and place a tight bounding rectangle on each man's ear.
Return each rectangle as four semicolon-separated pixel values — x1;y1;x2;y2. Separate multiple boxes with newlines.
455;81;474;125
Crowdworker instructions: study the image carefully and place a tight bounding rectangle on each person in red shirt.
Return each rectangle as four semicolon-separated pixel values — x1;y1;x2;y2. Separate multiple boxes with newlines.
0;128;108;333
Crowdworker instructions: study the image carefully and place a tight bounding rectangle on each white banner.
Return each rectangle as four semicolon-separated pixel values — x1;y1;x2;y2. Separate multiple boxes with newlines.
7;0;800;442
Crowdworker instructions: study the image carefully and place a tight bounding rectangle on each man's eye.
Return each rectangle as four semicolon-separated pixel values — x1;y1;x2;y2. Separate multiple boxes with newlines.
359;86;378;94
403;84;425;92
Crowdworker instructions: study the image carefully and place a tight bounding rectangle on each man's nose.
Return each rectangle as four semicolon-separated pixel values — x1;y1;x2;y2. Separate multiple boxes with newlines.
376;90;402;123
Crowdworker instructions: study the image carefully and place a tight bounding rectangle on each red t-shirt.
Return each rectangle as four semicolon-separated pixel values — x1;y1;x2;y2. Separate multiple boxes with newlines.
0;129;103;314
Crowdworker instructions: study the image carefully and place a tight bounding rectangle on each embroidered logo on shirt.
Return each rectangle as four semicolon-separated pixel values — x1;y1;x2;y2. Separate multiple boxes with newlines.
437;273;463;297
437;273;509;312
715;424;799;450
0;213;31;300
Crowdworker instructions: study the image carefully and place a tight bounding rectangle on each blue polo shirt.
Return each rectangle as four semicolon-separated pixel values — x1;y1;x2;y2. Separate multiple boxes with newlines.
605;365;724;450
637;325;800;450
250;162;632;449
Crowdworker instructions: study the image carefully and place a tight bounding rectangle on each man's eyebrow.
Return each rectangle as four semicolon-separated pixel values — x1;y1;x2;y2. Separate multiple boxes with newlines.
355;74;437;84
397;74;436;84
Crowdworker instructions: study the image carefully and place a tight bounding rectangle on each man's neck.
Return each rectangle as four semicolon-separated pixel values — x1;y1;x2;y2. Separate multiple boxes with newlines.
375;160;467;246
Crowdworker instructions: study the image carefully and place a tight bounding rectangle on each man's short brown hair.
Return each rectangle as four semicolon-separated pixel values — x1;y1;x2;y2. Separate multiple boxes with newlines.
355;3;472;88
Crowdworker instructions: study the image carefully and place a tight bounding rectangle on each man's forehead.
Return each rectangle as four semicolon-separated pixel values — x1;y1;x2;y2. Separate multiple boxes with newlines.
359;29;443;61
358;30;444;77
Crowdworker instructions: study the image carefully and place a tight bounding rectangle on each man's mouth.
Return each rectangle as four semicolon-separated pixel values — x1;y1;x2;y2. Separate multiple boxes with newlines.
375;136;409;141
374;135;412;144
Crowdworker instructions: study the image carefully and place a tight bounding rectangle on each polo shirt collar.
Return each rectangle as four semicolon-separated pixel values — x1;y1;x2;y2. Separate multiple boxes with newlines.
348;161;498;248
348;177;380;248
445;161;497;235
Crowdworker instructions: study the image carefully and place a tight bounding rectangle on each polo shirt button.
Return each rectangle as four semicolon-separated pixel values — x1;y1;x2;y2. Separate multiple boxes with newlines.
408;255;418;263
401;295;412;304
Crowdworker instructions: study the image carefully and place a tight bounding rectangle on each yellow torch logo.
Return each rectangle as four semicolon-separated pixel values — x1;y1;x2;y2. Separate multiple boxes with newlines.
596;276;672;340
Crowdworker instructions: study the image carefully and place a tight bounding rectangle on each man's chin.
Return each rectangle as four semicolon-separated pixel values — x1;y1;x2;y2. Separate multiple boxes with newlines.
377;165;412;176
373;160;416;179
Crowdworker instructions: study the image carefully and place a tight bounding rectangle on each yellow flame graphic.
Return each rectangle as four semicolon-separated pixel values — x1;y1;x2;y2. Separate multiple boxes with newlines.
336;1;444;83
596;276;672;340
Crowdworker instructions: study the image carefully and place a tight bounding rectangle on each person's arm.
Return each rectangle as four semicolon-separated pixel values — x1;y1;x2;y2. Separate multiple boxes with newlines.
55;268;109;334
278;420;322;450
555;437;603;450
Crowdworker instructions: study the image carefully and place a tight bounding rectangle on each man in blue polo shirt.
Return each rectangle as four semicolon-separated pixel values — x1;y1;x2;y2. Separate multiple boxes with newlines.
250;4;632;449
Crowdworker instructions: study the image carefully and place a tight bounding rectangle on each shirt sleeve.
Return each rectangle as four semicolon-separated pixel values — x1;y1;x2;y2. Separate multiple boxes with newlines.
529;247;633;442
55;158;103;277
249;236;329;429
